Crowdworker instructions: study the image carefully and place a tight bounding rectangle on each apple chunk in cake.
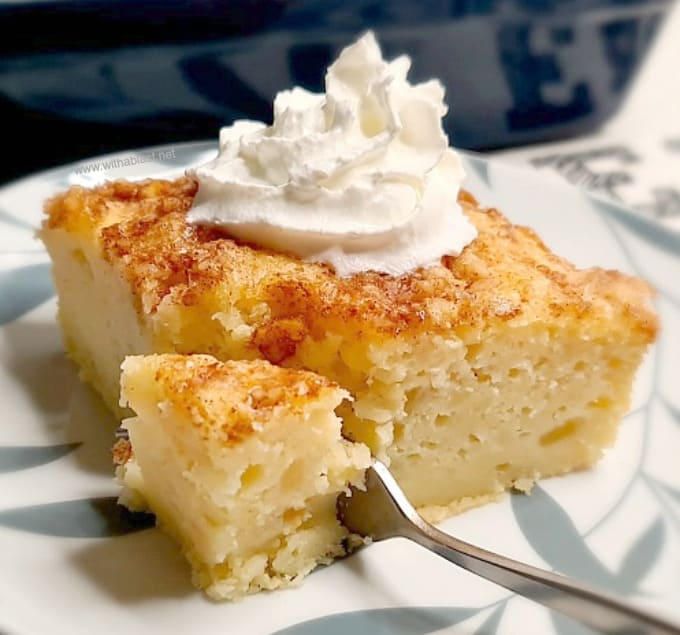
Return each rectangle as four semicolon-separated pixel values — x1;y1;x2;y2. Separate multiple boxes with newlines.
116;354;370;600
41;178;658;521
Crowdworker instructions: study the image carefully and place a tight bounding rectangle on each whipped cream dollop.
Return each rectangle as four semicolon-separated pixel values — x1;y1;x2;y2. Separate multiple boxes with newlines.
188;32;477;277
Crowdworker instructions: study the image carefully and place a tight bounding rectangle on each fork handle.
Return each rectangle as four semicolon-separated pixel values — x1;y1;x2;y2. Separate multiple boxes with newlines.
407;521;679;635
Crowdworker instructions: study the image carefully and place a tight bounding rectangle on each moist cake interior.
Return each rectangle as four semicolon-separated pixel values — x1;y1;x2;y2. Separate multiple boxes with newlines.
40;177;657;524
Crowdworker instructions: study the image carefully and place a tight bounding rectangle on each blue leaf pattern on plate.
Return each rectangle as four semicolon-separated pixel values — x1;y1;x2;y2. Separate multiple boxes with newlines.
592;198;680;256
511;487;622;591
463;153;490;186
0;498;155;538
617;518;665;591
474;604;505;634
271;607;479;635
0;263;54;325
663;399;680;427
0;443;81;473
550;611;597;635
0;208;35;231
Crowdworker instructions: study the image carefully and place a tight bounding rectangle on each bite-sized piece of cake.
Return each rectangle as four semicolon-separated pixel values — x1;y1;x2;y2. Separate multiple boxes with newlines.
115;354;370;600
41;178;658;521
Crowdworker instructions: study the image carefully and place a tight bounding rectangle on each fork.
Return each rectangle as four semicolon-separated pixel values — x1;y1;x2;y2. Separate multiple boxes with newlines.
337;460;680;635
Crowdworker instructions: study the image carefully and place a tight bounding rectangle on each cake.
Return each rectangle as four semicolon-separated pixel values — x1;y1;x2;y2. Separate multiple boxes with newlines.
37;32;659;602
114;354;370;600
40;178;657;521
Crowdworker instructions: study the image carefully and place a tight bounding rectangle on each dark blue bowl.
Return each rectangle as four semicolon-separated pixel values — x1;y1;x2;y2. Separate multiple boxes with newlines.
0;0;671;180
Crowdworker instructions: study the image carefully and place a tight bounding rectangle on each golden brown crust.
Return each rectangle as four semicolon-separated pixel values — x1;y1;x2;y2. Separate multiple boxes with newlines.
44;177;659;351
122;355;343;447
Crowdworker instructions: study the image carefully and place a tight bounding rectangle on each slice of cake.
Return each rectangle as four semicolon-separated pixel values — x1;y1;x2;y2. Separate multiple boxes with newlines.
115;353;370;600
40;180;658;520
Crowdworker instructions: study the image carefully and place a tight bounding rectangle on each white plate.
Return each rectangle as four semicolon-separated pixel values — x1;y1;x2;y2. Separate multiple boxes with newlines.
1;142;679;635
